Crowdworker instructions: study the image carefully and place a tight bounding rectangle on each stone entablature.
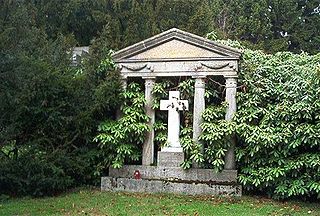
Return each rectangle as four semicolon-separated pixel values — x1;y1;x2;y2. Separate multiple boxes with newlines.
117;59;238;78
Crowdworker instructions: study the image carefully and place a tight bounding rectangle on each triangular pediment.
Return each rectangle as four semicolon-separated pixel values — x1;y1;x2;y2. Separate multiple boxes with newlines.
129;39;225;59
112;28;241;61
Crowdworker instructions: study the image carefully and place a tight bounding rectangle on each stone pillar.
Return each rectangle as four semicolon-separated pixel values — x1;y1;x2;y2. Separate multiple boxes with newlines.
192;77;206;144
192;77;206;167
116;77;127;119
121;78;127;90
224;77;237;170
142;77;156;165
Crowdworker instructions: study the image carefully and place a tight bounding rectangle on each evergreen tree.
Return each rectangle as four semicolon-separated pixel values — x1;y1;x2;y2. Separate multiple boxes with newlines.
291;0;320;54
187;0;213;36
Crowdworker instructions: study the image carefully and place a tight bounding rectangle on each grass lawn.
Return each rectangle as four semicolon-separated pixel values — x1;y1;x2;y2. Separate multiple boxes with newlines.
0;188;319;216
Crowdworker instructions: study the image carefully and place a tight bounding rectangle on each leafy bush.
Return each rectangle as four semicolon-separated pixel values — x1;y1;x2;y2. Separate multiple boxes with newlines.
235;50;320;199
1;149;70;196
199;103;235;170
94;82;150;170
200;47;320;199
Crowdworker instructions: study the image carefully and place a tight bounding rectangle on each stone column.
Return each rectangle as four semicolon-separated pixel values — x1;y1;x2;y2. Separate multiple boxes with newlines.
142;77;156;165
116;77;127;119
224;77;237;170
121;78;127;90
192;77;206;167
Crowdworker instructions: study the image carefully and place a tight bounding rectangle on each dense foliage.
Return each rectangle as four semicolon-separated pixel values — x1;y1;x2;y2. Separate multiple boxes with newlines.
1;0;319;54
0;5;121;196
236;50;320;199
94;82;149;171
198;43;320;199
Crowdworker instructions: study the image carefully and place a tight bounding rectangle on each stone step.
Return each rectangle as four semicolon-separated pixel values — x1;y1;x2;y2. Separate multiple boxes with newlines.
109;165;238;183
101;177;242;196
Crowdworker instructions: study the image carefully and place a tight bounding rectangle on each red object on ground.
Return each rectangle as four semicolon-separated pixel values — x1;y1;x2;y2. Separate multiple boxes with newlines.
134;170;141;179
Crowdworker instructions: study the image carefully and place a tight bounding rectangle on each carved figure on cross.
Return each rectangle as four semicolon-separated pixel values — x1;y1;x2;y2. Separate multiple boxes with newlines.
160;91;189;152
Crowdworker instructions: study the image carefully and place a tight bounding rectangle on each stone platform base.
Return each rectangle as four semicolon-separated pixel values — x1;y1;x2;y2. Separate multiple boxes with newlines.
101;165;241;196
101;177;241;196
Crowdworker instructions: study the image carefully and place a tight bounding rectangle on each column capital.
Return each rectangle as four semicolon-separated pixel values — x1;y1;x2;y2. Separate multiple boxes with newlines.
144;77;156;87
192;75;207;79
193;77;206;88
225;77;237;88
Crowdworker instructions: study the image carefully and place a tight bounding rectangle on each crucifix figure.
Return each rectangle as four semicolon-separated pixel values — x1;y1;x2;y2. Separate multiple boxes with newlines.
160;91;189;152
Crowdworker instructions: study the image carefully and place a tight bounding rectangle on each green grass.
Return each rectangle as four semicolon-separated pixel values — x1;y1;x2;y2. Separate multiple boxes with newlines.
0;188;319;216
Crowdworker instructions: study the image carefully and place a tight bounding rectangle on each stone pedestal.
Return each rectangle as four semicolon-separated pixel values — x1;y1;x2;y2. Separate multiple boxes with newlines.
157;152;184;167
101;177;241;196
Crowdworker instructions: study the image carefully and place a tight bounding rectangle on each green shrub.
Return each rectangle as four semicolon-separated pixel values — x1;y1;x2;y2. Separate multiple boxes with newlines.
200;47;320;199
94;82;150;170
0;149;72;196
235;50;320;199
0;21;120;196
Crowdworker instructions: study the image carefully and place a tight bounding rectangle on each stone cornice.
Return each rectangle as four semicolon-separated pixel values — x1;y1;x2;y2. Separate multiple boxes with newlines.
115;56;239;63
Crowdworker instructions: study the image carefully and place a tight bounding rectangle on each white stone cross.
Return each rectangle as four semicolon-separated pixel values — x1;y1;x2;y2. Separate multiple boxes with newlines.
160;91;189;152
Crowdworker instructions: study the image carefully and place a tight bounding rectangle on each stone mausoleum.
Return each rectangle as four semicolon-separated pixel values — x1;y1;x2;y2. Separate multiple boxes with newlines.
101;28;242;196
